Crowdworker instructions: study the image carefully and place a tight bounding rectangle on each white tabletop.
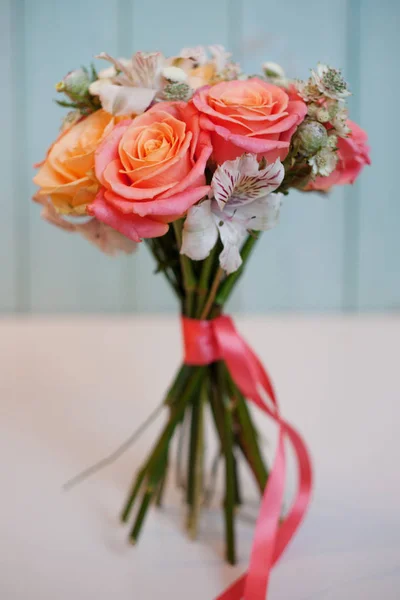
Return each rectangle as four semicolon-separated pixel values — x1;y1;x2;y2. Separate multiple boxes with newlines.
1;316;400;600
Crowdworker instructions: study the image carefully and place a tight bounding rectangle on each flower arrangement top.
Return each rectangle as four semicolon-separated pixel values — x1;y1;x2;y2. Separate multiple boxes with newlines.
33;46;370;271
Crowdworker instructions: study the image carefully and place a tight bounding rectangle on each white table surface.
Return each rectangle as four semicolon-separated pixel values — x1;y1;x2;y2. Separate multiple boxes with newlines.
1;315;400;600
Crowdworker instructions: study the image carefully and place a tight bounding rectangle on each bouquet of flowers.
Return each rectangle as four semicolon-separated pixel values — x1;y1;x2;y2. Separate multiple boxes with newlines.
33;45;370;599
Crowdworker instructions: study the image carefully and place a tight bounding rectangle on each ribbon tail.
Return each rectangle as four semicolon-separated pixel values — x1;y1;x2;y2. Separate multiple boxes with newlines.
243;431;286;599
215;576;246;600
212;315;313;600
272;422;313;565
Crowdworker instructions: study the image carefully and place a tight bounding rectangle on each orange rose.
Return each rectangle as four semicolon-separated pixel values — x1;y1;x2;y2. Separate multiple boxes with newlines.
33;109;122;215
89;101;212;241
193;78;307;164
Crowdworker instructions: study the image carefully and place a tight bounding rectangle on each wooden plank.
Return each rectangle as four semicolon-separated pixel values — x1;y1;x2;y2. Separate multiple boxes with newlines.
25;0;126;312
0;1;16;311
238;0;349;312
357;0;400;310
129;0;231;312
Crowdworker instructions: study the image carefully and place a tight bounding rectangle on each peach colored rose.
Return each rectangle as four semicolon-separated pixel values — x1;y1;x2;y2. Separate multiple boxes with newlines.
88;101;212;241
193;78;307;164
307;120;371;191
33;110;123;215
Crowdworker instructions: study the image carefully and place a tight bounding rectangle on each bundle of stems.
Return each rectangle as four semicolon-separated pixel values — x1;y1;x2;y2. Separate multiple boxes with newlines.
121;221;269;564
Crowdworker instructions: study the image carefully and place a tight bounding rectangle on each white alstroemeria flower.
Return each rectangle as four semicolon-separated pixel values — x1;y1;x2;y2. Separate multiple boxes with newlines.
89;57;131;95
179;46;208;66
209;45;231;72
311;63;351;100
181;154;284;274
92;51;165;116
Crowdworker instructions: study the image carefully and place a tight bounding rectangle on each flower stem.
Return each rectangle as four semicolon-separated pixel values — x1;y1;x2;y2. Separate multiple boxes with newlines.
215;233;260;307
129;489;153;544
173;220;197;316
165;364;192;406
121;366;205;527
176;409;190;490
129;450;168;543
225;366;269;493
195;247;218;318
145;239;181;298
186;378;206;539
200;267;225;320
220;368;236;565
120;466;147;523
155;461;168;507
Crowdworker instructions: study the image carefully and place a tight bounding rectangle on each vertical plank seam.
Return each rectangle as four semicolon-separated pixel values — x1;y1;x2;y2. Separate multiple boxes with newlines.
12;0;30;313
227;0;244;314
343;0;361;312
118;0;137;313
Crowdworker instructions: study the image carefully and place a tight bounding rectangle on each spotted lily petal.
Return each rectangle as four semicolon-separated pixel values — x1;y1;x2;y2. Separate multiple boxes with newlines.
209;45;231;72
216;218;247;274
228;192;283;231
96;53;134;82
131;51;164;88
211;154;284;210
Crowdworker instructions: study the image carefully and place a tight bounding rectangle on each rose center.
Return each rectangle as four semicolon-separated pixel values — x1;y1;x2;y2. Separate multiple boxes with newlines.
144;138;162;155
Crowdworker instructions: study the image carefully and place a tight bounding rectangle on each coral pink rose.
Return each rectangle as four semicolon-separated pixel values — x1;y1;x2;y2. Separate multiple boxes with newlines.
307;120;371;191
192;78;307;164
88;102;212;241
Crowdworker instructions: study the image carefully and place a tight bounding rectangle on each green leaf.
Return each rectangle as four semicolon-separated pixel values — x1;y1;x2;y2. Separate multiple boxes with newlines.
90;62;98;82
54;99;79;109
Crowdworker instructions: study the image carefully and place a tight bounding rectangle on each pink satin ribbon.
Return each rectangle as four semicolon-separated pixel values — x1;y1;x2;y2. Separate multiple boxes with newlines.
182;315;313;600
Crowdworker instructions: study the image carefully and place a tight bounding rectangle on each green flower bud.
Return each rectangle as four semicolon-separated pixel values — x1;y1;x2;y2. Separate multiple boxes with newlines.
56;68;91;100
262;61;285;79
295;121;328;156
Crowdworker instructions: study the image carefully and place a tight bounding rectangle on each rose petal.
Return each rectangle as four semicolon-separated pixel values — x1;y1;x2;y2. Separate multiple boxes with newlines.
200;115;289;153
88;189;168;241
159;130;212;199
103;159;174;199
95;121;131;185
104;185;210;217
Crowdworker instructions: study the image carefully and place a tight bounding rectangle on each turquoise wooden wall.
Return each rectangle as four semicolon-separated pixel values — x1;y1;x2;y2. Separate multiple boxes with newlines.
1;0;399;313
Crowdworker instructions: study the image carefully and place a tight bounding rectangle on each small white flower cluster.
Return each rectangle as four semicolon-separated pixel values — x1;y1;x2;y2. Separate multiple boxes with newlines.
295;63;351;177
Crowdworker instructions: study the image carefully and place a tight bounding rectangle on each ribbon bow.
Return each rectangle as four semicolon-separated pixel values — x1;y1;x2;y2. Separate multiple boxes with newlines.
182;315;313;600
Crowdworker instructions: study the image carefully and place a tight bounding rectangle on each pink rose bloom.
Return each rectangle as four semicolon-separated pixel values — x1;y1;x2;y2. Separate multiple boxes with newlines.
307;120;371;191
192;78;307;164
88;102;212;241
